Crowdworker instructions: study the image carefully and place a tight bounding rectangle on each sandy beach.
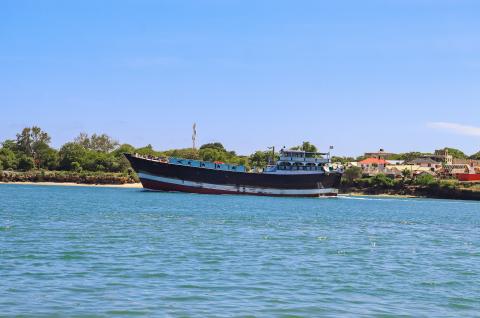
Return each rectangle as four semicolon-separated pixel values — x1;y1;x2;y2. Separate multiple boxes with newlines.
0;182;143;188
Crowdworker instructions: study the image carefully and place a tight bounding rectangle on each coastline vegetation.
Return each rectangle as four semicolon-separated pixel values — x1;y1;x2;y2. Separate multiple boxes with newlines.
2;126;480;200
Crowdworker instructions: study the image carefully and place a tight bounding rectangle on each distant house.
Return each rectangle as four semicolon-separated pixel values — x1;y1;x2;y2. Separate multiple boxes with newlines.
407;158;442;171
432;149;453;165
364;148;395;160
452;158;480;167
359;158;388;175
441;164;474;177
386;160;405;165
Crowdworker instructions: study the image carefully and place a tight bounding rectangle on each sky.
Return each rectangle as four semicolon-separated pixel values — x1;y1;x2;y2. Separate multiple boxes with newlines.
1;0;480;156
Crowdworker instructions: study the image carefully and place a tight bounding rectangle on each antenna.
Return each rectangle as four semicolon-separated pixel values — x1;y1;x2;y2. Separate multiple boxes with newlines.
192;123;197;150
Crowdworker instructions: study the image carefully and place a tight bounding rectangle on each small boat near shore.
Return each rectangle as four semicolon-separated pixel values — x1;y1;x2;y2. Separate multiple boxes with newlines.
125;148;343;197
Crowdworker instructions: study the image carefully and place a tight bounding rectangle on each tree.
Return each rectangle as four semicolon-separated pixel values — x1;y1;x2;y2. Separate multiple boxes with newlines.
249;151;269;168
292;141;318;153
1;140;18;152
470;151;480;160
17;155;35;171
343;166;362;183
74;132;90;148
199;142;226;152
16;127;52;166
113;144;136;156
0;148;18;170
74;133;118;153
35;143;59;170
58;142;87;170
370;174;395;187
135;144;162;157
401;168;412;181
444;147;467;159
113;144;137;172
389;152;429;162
89;133;119;152
199;148;226;162
331;156;355;164
82;151;120;172
415;173;436;186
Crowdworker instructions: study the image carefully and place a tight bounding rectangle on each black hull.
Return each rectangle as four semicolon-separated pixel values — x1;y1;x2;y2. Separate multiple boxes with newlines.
125;154;342;197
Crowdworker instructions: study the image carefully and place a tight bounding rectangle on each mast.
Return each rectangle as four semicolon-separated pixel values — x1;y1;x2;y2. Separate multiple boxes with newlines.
192;123;197;150
267;146;275;165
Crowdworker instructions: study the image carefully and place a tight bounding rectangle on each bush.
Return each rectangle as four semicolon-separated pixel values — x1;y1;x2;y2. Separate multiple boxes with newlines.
343;166;362;183
17;155;35;171
414;174;436;186
370;174;395;188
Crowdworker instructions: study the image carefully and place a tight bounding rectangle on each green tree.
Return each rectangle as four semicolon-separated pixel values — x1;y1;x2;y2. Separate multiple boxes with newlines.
370;174;395;187
343;166;362;183
82;151;120;172
199;142;226;152
249;151;269;168
1;140;18;152
401;168;412;181
58;142;87;170
0;148;18;170
17;155;35;171
331;156;354;164
470;151;480;160
74;133;118;152
113;144;137;172
135;144;162;157
35;143;59;170
415;173;436;186
390;152;429;162
16;127;52;167
114;144;136;156
199;148;226;162
443;147;467;159
291;141;318;153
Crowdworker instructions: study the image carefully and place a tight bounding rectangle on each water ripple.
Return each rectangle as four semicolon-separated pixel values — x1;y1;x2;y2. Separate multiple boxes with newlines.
1;184;480;317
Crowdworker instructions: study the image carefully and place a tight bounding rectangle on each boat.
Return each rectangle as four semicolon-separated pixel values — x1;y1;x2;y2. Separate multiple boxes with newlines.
124;148;343;197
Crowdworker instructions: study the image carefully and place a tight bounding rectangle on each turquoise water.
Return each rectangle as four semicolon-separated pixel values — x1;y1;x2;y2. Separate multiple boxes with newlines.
1;185;480;317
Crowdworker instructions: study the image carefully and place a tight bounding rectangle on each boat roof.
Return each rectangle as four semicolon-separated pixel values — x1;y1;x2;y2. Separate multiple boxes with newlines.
282;149;329;155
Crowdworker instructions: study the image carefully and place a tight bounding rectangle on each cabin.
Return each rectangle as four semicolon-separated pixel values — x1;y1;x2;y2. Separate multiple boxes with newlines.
272;149;331;172
168;157;246;172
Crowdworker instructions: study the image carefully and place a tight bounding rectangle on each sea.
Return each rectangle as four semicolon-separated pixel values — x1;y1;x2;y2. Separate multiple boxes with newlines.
1;184;479;317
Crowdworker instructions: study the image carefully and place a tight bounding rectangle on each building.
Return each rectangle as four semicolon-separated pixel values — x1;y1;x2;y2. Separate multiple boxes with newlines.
432;149;453;165
359;157;388;175
407;158;442;171
386;160;405;165
364;149;395;160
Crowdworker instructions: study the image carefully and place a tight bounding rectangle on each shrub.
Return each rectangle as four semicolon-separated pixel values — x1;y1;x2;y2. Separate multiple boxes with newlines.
414;174;436;186
343;166;362;183
370;174;395;188
17;155;35;171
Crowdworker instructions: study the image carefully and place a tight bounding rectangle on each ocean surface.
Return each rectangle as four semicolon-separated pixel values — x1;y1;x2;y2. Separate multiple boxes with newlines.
1;184;479;317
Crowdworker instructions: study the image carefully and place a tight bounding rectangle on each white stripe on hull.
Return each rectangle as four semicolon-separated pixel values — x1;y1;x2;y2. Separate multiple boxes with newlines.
138;172;338;196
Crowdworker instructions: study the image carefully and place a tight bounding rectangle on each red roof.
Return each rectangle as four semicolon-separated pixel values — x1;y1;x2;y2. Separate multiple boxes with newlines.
359;158;388;165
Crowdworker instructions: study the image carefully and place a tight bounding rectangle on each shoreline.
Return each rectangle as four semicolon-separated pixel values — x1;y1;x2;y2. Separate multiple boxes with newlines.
339;192;419;199
0;181;143;188
1;181;416;197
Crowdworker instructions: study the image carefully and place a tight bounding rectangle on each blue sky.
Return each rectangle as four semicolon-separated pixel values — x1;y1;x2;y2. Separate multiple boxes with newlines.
1;0;480;156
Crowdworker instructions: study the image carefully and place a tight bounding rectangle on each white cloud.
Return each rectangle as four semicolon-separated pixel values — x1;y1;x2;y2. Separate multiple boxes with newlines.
428;122;480;137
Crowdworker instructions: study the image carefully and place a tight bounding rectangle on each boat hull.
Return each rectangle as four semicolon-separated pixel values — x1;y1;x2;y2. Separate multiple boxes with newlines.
125;154;342;197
